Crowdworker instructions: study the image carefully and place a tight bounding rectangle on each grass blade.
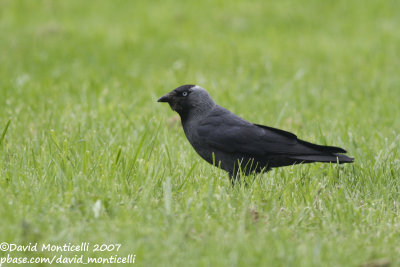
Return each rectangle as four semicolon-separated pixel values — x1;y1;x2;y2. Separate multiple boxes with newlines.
0;119;11;146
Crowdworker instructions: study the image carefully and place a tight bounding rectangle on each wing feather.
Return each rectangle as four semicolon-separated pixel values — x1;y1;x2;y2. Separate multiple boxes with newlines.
196;106;304;156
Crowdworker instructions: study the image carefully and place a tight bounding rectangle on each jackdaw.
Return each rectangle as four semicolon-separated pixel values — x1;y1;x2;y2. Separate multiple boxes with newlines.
158;85;354;180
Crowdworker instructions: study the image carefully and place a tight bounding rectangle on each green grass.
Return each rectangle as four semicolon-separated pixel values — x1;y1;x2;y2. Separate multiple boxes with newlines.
1;0;399;266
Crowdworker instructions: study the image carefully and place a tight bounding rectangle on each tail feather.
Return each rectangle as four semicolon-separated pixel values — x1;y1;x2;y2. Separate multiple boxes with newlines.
297;139;347;154
289;153;354;164
292;137;354;164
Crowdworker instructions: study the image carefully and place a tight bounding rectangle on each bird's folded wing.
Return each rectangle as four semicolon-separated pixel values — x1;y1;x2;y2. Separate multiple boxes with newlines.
196;114;300;156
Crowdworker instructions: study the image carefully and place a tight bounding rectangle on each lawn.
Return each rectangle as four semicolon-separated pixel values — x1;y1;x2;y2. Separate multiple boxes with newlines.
0;0;399;266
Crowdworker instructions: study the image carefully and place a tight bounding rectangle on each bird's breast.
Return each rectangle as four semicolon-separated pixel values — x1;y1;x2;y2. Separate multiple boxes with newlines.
182;122;214;163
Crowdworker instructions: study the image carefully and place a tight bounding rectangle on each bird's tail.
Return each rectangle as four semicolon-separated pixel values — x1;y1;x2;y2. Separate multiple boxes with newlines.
289;140;354;164
289;153;354;164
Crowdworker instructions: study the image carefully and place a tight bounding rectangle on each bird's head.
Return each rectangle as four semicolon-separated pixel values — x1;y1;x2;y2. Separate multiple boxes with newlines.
158;85;215;120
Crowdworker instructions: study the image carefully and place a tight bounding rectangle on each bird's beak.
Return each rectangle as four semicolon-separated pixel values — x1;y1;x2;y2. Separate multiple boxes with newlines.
157;92;172;103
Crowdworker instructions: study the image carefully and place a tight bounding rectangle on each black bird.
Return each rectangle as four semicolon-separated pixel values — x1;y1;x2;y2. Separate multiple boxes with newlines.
158;85;354;180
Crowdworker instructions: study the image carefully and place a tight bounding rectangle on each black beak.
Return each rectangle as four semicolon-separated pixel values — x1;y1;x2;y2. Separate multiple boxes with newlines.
157;93;172;103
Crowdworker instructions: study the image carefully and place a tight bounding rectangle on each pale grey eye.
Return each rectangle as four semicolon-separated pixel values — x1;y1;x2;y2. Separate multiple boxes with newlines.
182;92;188;96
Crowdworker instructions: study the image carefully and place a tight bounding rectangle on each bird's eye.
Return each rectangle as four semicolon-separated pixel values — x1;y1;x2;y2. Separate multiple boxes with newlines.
182;91;188;97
